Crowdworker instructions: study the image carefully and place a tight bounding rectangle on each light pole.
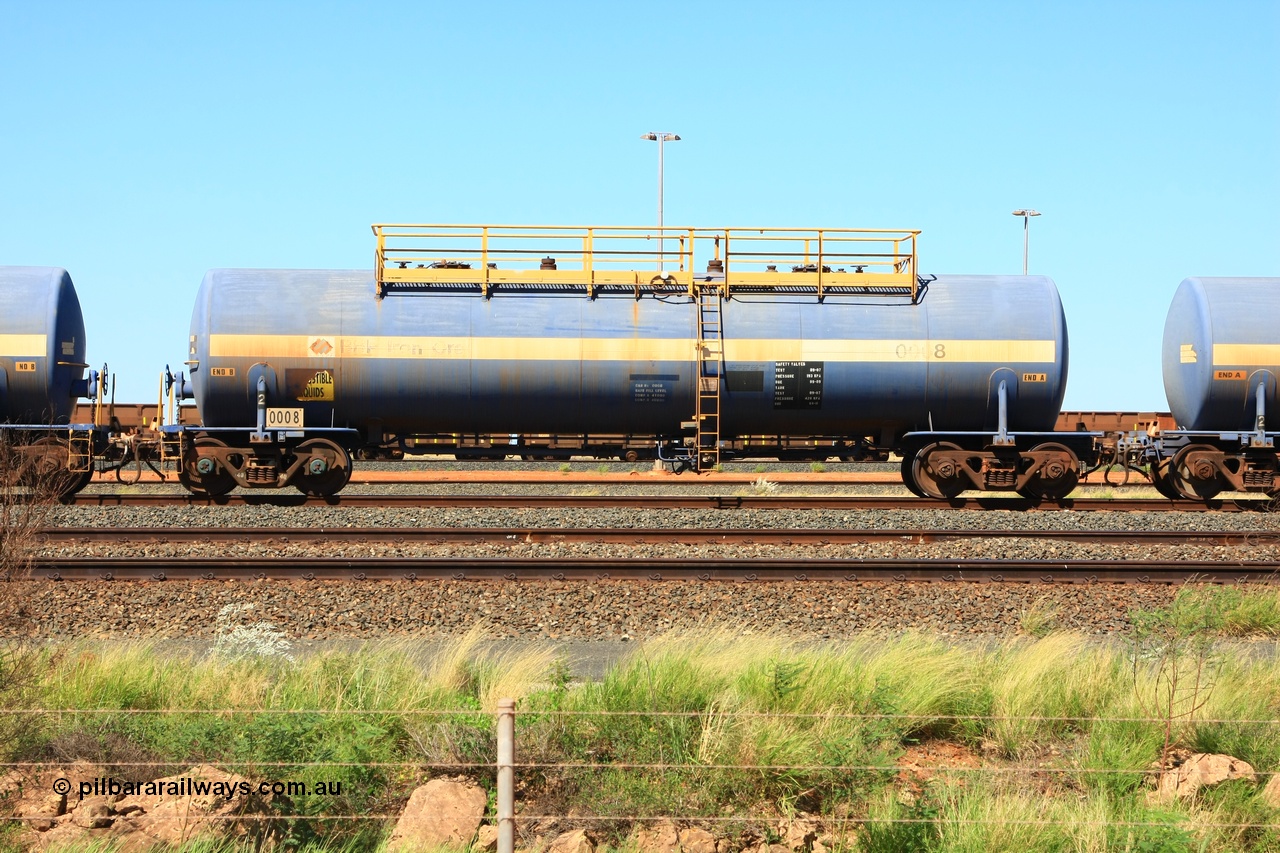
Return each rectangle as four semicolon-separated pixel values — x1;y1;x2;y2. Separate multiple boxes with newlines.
642;132;680;274
1011;209;1041;275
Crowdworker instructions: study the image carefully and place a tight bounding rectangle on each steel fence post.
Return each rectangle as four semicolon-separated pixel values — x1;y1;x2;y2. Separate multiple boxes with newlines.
497;698;515;853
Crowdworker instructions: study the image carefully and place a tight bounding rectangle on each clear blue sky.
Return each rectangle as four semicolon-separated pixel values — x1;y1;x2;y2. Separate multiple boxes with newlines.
3;0;1277;409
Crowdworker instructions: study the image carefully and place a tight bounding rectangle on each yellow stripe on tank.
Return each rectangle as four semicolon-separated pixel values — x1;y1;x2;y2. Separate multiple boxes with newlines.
723;339;1055;363
0;334;47;358
1213;344;1280;366
208;335;1056;363
209;335;696;361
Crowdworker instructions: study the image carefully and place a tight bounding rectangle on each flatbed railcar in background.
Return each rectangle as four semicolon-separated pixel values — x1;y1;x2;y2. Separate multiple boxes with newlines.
71;402;200;432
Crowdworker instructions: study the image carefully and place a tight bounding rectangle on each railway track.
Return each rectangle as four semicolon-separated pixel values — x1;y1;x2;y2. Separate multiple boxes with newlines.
69;493;1275;511
29;526;1280;584
27;556;1280;583
93;470;1154;486
36;526;1280;547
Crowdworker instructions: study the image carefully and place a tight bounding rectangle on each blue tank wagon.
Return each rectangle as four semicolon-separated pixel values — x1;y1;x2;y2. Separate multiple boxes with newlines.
1152;276;1280;499
0;266;105;496
176;225;1096;498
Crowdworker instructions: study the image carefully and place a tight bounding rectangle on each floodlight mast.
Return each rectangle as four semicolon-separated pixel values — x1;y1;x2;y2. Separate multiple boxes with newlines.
1011;209;1041;275
642;132;681;274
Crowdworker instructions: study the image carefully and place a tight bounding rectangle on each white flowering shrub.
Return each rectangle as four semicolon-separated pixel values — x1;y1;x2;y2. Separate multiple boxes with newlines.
750;477;779;495
211;602;297;663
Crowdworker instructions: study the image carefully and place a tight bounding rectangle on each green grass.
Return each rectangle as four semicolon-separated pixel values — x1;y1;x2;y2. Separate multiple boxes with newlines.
1212;586;1280;636
6;613;1280;852
11;630;556;851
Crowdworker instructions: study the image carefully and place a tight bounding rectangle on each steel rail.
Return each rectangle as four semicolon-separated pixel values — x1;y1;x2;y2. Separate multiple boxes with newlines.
91;472;909;485
91;470;1161;487
69;493;1273;512
28;556;1280;583
34;527;1280;547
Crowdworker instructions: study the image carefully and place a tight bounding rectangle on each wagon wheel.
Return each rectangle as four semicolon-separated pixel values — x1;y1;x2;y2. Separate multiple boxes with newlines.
24;437;91;501
178;437;238;497
1169;443;1223;501
899;452;926;497
910;442;968;500
292;438;351;497
1017;442;1080;501
1150;460;1183;500
64;469;94;500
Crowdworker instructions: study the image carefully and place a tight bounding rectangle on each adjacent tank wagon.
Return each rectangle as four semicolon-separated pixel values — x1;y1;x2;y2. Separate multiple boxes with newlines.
1152;276;1280;499
175;225;1095;497
0;266;88;424
0;266;104;496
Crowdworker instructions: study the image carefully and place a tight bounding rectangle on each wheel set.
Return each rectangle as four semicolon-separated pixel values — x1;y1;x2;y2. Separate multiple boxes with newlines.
178;436;352;498
902;441;1082;502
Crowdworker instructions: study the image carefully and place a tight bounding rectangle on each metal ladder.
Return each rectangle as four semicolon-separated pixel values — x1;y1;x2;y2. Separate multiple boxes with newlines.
67;429;94;474
695;284;723;470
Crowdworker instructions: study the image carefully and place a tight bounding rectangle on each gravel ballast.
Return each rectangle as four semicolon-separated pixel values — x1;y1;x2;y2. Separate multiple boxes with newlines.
9;479;1278;642
8;578;1186;641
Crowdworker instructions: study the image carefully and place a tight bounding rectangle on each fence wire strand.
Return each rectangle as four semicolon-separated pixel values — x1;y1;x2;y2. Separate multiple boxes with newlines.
2;708;1278;725
4;704;1278;834
3;814;1278;830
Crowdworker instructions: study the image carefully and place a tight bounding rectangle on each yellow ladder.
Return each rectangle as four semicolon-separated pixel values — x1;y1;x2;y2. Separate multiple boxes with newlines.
695;285;723;470
67;429;94;474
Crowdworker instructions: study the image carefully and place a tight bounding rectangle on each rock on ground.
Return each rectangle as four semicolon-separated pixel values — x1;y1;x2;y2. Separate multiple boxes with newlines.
1150;753;1256;803
388;778;487;852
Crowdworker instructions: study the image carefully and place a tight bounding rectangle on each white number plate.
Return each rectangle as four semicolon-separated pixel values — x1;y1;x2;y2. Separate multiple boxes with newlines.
266;407;304;428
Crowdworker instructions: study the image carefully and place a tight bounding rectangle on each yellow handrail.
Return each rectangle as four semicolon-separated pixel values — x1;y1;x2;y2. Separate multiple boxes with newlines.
371;224;920;299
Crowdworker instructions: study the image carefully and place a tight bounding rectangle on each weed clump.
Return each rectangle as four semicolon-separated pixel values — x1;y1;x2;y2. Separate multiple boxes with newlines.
750;477;779;495
211;603;297;663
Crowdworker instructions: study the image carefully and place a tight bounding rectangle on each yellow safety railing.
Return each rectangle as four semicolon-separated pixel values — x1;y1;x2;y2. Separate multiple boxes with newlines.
699;227;919;300
372;225;920;300
373;225;696;299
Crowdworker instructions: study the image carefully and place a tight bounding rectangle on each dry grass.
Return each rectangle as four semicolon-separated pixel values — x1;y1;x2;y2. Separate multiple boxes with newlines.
0;433;60;587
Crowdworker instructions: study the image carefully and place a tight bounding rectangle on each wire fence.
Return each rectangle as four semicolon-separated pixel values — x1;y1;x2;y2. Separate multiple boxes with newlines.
2;703;1278;847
